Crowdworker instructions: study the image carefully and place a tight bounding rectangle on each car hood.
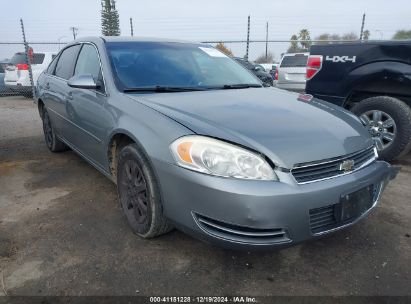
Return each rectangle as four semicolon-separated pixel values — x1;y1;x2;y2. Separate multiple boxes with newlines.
127;88;373;168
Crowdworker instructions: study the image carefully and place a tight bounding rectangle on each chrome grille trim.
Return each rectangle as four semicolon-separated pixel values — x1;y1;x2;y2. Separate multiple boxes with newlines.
291;146;378;184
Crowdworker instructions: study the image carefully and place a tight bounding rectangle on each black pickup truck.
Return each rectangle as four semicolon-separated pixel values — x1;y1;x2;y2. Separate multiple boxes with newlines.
305;41;411;161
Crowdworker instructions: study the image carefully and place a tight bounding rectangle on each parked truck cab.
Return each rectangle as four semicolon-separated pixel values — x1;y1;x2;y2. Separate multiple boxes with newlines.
305;41;411;161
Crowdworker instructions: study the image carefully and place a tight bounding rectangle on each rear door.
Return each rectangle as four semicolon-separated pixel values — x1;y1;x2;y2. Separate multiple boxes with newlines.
278;54;308;83
46;44;81;136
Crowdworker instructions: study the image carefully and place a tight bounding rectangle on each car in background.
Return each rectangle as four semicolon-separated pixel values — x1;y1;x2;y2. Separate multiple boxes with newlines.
0;62;14;96
233;57;273;86
4;52;56;97
259;63;276;73
275;53;308;92
269;63;279;79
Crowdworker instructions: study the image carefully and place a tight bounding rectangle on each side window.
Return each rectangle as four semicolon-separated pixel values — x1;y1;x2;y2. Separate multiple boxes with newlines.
54;45;81;80
47;54;59;74
74;44;102;84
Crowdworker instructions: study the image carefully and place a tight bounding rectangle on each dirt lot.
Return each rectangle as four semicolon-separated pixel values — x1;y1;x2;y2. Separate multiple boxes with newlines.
0;96;410;297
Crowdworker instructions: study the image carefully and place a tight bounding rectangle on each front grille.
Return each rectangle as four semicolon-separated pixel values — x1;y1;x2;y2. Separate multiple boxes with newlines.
309;205;338;234
194;213;290;245
309;184;380;234
292;146;377;184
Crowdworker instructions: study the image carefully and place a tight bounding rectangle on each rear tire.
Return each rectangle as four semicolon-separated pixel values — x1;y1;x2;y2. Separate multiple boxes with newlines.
351;96;411;161
41;107;68;152
117;143;172;238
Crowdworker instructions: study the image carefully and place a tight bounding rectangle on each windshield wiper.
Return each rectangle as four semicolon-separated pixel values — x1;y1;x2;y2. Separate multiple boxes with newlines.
123;86;207;93
221;84;263;89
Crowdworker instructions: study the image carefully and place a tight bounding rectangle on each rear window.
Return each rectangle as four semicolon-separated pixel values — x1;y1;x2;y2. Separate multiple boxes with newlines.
9;52;45;65
280;55;308;67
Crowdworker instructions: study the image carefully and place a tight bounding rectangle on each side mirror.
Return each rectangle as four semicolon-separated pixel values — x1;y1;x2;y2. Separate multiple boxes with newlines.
68;74;98;89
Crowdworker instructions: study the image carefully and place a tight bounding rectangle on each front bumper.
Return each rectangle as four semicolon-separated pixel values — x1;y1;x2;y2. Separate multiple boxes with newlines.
154;159;396;250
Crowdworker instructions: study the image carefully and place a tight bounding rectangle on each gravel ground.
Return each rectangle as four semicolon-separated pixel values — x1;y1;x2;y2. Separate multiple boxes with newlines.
0;96;410;297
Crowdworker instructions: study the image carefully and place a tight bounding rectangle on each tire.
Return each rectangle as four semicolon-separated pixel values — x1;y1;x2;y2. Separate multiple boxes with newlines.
117;143;172;238
41;107;68;152
351;96;411;161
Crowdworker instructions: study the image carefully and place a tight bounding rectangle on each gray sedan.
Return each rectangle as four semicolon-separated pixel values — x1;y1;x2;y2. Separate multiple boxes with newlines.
36;37;397;249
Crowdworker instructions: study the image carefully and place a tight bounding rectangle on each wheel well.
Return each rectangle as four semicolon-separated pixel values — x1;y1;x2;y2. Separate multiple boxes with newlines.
38;99;45;118
108;133;135;179
345;91;411;110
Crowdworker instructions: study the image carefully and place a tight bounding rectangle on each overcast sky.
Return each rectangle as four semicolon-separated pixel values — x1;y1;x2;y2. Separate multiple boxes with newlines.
1;0;410;60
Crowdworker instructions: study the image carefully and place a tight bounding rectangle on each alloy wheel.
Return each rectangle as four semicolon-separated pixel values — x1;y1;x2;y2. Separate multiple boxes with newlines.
120;160;149;224
359;110;397;151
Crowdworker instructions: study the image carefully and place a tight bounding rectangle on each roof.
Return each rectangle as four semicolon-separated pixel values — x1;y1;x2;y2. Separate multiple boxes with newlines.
76;36;202;45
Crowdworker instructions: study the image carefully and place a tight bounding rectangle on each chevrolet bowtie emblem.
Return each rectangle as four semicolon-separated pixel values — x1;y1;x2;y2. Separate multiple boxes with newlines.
340;160;355;172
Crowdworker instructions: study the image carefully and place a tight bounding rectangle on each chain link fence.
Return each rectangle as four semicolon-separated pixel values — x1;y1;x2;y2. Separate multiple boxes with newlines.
0;19;387;99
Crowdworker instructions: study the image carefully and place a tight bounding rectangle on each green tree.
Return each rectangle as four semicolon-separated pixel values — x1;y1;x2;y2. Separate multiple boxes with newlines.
287;29;311;52
363;30;370;40
287;34;301;53
314;32;359;44
101;0;120;36
392;30;411;40
215;42;234;57
341;32;359;41
298;29;311;50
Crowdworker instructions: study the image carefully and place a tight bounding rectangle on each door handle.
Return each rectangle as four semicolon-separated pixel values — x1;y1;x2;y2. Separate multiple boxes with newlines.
67;92;73;100
45;82;50;89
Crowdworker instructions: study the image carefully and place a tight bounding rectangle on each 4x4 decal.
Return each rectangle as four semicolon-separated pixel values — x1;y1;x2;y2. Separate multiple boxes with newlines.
325;55;356;63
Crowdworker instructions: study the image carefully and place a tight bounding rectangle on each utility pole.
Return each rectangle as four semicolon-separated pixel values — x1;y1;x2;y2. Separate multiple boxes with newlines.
265;22;268;63
20;18;35;99
70;26;78;40
245;15;250;61
130;17;134;36
359;13;366;40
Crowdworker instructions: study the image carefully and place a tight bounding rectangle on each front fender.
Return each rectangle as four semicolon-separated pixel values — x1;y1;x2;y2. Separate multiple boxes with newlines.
106;95;193;167
345;61;411;103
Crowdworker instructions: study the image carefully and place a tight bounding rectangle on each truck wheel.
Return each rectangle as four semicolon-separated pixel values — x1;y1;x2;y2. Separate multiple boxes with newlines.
117;143;173;238
351;96;411;161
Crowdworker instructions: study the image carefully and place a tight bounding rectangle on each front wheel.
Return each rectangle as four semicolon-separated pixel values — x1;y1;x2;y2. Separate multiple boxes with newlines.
117;143;172;238
351;96;411;161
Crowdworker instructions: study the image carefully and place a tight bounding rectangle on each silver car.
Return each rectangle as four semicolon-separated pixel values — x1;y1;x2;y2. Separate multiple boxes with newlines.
275;52;308;92
36;37;397;250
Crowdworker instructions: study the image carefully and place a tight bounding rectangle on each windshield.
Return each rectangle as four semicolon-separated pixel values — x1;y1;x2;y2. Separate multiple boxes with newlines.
105;42;261;91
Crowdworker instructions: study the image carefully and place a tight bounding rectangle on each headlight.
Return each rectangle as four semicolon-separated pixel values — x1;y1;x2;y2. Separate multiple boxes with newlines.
170;136;278;180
